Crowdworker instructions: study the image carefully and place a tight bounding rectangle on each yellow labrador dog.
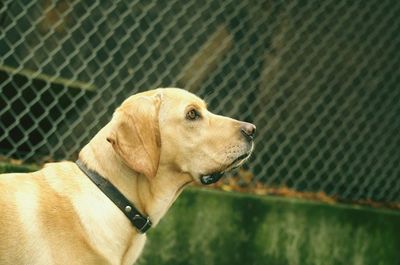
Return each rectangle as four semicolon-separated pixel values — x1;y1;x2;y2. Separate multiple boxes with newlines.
0;88;255;265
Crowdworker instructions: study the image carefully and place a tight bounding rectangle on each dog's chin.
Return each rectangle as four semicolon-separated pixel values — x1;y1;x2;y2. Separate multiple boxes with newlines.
199;153;251;185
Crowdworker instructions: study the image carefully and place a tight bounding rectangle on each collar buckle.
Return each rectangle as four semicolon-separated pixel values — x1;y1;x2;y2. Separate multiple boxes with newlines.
132;215;152;234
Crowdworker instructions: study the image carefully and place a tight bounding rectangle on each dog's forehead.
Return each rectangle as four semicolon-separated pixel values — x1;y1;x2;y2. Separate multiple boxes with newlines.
119;88;207;113
162;88;206;109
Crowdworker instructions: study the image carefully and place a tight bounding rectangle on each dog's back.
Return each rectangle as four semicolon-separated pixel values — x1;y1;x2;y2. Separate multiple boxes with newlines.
0;163;110;265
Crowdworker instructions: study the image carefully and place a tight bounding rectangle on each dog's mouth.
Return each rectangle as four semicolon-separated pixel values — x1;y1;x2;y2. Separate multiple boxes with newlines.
200;172;225;185
200;153;250;185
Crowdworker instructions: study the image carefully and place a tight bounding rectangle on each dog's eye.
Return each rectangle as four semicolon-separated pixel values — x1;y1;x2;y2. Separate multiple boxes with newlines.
186;109;201;121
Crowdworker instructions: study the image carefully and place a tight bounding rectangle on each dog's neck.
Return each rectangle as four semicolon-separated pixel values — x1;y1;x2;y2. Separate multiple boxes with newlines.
78;124;193;227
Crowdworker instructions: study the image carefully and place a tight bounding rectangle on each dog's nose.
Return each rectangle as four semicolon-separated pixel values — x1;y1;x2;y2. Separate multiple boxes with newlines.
240;122;256;141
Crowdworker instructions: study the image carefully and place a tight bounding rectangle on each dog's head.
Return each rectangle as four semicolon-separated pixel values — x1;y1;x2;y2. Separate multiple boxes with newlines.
107;88;255;185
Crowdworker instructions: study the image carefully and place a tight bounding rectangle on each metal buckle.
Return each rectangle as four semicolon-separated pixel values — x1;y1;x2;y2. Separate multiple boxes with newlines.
132;214;152;234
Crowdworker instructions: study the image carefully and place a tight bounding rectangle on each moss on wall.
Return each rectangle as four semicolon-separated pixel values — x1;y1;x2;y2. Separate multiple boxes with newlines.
138;188;400;265
0;162;38;174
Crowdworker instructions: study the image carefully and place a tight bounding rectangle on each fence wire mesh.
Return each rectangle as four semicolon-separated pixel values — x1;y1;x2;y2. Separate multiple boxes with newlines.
1;0;400;204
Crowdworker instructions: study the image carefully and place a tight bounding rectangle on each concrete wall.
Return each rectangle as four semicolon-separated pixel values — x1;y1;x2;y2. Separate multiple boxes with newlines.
138;189;400;265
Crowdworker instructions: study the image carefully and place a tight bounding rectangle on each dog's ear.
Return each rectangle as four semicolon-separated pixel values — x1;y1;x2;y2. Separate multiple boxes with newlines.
107;93;162;179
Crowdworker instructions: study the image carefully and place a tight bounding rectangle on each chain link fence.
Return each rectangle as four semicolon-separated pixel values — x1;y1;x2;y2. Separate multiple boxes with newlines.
1;0;400;204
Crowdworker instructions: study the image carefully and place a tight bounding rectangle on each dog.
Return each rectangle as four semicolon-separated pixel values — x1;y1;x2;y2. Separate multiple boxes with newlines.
0;88;255;265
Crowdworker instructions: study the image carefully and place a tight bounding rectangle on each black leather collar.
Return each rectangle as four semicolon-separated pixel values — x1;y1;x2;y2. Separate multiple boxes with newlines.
75;159;152;233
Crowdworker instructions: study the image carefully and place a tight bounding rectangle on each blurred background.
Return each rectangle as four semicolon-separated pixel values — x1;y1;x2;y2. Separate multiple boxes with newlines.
1;0;400;207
